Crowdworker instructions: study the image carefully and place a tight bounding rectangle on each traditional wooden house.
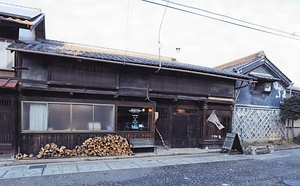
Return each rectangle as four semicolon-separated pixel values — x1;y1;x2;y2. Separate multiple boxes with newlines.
0;3;45;157
2;38;254;155
0;3;257;156
216;51;292;141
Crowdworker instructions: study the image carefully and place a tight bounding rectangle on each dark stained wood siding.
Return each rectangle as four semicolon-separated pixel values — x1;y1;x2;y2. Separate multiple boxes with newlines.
0;25;19;40
149;75;209;96
21;54;119;89
49;63;118;88
150;74;234;98
118;69;148;96
210;80;235;98
20;53;236;100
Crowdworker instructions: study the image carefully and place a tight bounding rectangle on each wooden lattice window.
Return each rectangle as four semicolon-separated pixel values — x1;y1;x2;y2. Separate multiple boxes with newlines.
157;108;168;119
49;60;118;88
0;99;11;107
149;75;207;95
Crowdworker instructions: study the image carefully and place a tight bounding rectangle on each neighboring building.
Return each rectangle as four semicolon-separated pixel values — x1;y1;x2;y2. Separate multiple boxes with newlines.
216;51;292;141
0;3;45;157
287;86;300;97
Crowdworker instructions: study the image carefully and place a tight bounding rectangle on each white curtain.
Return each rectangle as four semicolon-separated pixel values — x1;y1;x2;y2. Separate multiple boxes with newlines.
29;104;47;130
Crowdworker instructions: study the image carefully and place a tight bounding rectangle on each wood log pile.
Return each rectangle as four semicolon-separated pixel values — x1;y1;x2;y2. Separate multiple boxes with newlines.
15;153;34;160
81;135;133;156
35;135;133;159
36;143;69;159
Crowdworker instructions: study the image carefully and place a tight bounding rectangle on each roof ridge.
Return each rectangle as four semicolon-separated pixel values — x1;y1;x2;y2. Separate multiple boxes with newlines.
8;42;252;81
215;51;265;70
38;39;176;62
0;2;41;12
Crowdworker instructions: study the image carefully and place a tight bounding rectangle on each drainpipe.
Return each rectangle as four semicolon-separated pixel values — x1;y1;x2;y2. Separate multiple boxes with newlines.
289;82;294;98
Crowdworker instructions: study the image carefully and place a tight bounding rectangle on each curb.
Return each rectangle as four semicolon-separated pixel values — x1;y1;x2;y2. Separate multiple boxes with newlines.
0;149;221;167
274;145;300;151
1;145;299;168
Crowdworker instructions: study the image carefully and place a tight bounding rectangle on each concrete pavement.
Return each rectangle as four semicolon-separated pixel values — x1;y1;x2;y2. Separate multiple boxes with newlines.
0;146;299;180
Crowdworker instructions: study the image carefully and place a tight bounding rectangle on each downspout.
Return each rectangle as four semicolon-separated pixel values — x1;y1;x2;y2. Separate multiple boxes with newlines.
234;80;251;140
288;82;294;140
156;0;169;73
289;82;294;98
146;83;168;150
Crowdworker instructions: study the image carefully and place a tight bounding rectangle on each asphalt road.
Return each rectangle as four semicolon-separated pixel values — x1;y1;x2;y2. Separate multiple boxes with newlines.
1;149;300;186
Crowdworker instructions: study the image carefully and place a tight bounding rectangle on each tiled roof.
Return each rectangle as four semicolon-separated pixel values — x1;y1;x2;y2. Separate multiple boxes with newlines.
7;40;252;80
0;2;44;30
249;72;280;82
215;51;265;70
215;50;292;86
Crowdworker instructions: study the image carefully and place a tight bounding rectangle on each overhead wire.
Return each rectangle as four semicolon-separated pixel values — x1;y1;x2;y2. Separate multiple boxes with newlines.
163;0;293;36
223;0;299;31
141;0;300;42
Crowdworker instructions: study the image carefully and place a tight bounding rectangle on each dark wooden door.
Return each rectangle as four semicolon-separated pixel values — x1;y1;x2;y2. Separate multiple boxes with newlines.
0;98;14;156
171;115;198;148
155;107;170;145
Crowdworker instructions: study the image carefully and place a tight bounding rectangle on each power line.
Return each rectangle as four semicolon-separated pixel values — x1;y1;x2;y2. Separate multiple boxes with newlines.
163;0;293;36
141;0;300;42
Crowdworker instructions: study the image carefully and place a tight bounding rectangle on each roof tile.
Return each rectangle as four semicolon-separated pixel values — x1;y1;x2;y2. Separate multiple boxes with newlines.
215;51;265;70
8;40;252;80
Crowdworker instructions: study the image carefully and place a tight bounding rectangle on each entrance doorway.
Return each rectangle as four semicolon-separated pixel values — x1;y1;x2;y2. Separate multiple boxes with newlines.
171;114;199;148
0;98;14;157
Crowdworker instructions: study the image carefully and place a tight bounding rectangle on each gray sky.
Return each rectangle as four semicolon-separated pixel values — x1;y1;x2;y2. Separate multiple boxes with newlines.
2;0;300;86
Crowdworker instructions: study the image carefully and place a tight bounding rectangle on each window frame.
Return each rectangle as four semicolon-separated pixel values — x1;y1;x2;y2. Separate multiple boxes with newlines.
21;101;115;133
116;104;154;132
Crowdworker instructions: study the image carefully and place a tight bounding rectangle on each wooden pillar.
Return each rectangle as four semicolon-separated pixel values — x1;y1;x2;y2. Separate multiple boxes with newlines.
200;102;208;142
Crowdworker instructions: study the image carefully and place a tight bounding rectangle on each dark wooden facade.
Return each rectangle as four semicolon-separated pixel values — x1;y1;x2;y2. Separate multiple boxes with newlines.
3;43;249;155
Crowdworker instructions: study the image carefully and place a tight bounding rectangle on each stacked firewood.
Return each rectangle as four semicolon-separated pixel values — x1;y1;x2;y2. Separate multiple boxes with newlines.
80;135;133;156
36;143;69;159
15;153;34;160
36;135;133;159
